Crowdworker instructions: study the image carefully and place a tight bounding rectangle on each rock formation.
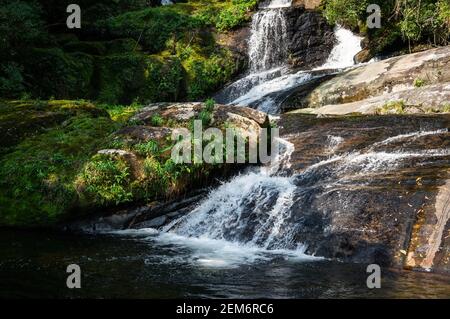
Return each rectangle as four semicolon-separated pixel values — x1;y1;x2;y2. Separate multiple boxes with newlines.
283;45;450;114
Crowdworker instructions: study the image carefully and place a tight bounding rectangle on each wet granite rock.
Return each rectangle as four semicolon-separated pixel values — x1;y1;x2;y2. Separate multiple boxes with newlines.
64;190;208;233
278;113;450;273
115;126;175;143
406;179;450;274
131;102;269;128
285;6;336;69
354;48;373;64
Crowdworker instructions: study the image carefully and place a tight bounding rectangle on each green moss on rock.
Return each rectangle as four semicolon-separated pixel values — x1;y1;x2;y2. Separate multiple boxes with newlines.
2;1;253;103
0;99;264;228
0;102;120;227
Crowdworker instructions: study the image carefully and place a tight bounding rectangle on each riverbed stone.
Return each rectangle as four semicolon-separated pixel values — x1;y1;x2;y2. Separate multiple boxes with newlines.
131;102;270;130
406;179;450;274
290;83;450;115
115;126;175;143
278;113;450;273
285;45;450;109
285;6;336;69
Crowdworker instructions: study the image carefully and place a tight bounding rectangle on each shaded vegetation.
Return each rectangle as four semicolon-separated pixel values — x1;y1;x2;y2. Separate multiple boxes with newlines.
323;0;450;55
0;100;120;226
0;99;246;227
0;0;259;103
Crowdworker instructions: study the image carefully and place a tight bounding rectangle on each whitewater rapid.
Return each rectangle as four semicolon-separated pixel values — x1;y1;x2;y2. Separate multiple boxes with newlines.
229;25;363;113
108;127;449;268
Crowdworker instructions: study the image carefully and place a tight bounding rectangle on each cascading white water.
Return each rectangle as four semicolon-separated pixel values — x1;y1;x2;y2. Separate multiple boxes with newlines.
228;25;363;113
315;26;363;70
108;3;448;269
216;6;363;114
262;0;293;8
369;129;449;149
231;70;312;112
248;1;292;72
162;139;298;250
162;130;449;246
111;129;449;267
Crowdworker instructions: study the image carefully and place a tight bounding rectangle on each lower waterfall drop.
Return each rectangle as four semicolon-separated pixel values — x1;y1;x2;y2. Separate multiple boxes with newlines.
162;138;302;251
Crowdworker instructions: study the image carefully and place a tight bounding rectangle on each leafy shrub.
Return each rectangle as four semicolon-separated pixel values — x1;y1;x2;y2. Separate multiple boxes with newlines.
81;154;133;205
323;0;450;54
376;100;406;115
216;0;259;31
97;7;197;53
414;78;427;88
184;49;236;100
134;140;160;157
144;56;184;103
150;114;165;126
323;0;369;29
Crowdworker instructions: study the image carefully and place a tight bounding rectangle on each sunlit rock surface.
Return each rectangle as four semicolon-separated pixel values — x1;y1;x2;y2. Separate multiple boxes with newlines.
284;45;450;111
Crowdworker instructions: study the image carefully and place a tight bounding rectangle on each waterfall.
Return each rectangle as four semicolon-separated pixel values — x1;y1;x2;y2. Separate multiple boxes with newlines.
146;4;369;255
215;7;363;114
224;25;362;114
162;139;298;250
108;2;443;268
157;130;449;255
248;1;292;72
316;26;363;70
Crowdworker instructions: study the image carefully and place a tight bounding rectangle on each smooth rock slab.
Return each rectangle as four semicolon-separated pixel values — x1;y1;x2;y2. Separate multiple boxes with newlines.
288;45;450;109
278;113;450;272
294;83;450;115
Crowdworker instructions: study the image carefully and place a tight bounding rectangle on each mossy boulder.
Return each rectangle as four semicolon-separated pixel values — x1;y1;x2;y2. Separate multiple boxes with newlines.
0;100;269;228
0;101;119;227
2;1;255;103
0;100;108;154
292;84;450;115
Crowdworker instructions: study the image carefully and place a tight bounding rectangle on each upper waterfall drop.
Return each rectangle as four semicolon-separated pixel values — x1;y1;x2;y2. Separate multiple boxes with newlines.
226;25;363;114
262;0;293;8
248;0;292;72
214;2;364;114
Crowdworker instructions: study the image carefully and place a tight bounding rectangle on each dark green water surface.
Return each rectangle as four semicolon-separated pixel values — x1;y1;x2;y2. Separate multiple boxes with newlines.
0;229;449;299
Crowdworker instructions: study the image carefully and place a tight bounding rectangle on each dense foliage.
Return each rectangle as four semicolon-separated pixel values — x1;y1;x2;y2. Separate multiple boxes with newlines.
0;0;259;103
323;0;450;54
0;99;232;226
